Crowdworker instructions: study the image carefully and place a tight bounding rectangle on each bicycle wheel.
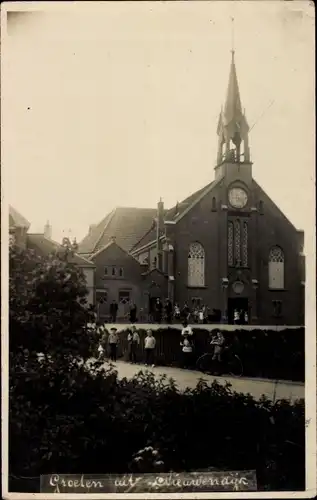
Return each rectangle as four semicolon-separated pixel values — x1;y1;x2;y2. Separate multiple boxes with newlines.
196;353;216;374
227;354;243;377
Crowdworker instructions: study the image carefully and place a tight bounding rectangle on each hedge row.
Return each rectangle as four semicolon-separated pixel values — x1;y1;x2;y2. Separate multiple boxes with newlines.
9;363;305;492
99;327;305;382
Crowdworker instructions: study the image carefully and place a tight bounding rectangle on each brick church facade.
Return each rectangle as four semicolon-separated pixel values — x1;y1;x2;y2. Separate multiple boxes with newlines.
78;52;305;326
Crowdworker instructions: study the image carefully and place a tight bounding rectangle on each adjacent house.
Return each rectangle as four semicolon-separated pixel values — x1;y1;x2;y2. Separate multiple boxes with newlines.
9;206;96;307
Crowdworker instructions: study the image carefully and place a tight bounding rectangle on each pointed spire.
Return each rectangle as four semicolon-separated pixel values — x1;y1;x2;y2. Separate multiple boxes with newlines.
215;47;250;165
223;50;243;126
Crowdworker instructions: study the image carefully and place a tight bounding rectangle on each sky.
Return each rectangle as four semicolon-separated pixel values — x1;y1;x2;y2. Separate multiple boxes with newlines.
3;1;315;243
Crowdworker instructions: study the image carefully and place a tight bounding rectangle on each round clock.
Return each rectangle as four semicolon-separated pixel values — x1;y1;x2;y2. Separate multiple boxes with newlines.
228;187;248;209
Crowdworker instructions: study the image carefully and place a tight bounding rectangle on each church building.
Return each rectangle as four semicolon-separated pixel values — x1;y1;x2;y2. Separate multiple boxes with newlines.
78;51;305;326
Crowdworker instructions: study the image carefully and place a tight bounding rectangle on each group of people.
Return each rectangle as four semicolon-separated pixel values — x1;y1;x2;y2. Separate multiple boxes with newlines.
97;325;157;367
179;323;225;369
107;298;225;325
233;309;248;325
97;321;226;370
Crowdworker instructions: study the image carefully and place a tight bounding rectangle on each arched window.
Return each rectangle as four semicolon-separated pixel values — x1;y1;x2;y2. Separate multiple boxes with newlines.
268;246;284;289
234;220;241;265
228;222;234;266
242;222;248;267
188;242;205;287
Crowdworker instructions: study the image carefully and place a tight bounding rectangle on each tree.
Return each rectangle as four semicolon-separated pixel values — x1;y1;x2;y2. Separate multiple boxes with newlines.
9;244;97;367
9;244;102;482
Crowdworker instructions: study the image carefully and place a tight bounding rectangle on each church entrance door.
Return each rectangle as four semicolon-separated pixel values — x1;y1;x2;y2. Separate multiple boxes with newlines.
227;297;249;325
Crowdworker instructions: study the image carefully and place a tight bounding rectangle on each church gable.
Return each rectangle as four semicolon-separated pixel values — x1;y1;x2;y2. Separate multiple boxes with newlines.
252;180;299;234
91;239;142;285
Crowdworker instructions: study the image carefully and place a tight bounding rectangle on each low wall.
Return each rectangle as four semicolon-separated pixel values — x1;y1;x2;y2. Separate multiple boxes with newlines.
97;326;305;382
104;323;303;332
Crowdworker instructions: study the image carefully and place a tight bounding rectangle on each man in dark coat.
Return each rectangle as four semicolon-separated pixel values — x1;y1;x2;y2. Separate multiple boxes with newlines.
129;302;137;323
110;300;118;323
154;298;163;324
164;299;173;324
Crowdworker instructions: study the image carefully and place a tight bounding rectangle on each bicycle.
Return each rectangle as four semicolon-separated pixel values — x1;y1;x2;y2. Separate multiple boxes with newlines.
195;344;243;377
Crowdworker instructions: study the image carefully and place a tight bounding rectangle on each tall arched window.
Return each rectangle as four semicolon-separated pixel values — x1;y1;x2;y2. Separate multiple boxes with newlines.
268;246;284;289
228;222;234;266
242;222;248;267
234;220;241;265
188;242;205;287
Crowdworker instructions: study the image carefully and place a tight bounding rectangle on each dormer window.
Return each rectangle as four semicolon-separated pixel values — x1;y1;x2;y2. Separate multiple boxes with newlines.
112;266;116;276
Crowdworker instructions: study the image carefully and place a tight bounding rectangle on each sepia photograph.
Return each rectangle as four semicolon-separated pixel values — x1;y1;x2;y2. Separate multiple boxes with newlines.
1;1;316;497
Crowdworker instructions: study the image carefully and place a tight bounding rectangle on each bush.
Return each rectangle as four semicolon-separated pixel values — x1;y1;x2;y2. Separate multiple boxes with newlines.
9;366;305;492
106;327;304;382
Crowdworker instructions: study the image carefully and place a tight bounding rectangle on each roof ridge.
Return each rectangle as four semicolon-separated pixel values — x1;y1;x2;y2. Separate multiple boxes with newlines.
92;208;117;254
130;219;156;252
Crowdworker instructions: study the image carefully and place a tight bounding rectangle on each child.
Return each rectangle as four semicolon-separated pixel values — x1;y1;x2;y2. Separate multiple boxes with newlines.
174;304;181;322
180;333;193;369
233;309;240;325
144;329;156;367
97;343;104;360
181;321;193;337
127;326;140;363
108;327;119;362
210;330;225;362
198;308;204;324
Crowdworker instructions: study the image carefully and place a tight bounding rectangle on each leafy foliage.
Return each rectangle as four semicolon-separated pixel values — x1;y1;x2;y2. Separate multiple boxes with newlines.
9;247;305;493
9;246;97;365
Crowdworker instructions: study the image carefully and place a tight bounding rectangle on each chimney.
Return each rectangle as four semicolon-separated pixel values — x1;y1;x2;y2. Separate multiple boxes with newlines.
156;198;164;271
44;220;52;239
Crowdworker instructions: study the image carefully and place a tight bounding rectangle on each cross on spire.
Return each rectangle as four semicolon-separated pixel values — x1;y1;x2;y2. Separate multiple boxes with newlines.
231;16;235;55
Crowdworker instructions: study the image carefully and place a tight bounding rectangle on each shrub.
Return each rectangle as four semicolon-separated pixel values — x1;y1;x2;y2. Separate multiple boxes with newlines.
9;367;305;492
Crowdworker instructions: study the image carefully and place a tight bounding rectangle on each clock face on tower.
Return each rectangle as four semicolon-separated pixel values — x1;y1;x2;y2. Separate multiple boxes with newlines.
228;187;248;209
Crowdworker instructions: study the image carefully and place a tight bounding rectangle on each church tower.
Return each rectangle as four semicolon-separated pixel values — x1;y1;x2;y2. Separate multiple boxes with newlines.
214;50;258;324
214;50;252;186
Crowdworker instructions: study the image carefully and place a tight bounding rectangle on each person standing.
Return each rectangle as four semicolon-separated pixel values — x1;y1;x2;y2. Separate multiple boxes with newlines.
174;304;181;322
180;333;193;369
154;298;163;324
182;302;190;323
181;320;193;337
210;330;225;362
97;343;105;361
244;310;249;325
127;326;140;363
108;327;119;362
239;309;245;325
198;308;204;324
165;299;173;324
144;329;156;366
110;300;118;323
233;309;239;325
129;302;137;323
